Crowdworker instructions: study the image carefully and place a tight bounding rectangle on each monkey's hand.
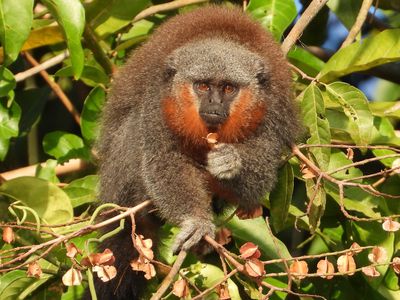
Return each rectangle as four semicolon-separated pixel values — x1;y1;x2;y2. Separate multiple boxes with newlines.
207;143;242;180
172;217;215;254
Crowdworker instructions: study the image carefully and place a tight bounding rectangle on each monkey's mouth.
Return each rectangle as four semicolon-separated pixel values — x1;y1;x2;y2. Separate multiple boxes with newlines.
200;111;227;126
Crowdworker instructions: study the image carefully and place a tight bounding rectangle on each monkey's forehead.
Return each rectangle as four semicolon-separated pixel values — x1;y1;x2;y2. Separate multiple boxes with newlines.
167;38;266;84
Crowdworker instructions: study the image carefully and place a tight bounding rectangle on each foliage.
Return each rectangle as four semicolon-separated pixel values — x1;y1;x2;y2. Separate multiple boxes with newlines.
1;0;400;299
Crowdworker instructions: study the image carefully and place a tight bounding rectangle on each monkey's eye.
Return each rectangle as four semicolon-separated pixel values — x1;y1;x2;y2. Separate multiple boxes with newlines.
195;82;211;93
222;84;237;95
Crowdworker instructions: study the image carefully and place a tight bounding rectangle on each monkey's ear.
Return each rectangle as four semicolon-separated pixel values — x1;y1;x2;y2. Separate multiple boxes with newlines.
255;61;269;86
163;58;177;82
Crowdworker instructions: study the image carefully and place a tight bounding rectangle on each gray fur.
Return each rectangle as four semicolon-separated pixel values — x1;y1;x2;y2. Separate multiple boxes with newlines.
96;5;298;299
207;143;242;179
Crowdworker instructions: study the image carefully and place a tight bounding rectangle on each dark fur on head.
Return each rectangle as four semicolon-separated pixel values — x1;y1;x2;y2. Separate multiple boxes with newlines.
95;5;298;299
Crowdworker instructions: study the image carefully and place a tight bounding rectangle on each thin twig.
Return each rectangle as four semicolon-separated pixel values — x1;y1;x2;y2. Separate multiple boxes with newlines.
0;201;151;272
0;159;86;181
133;0;208;23
23;52;81;125
15;51;69;82
83;25;115;75
281;0;329;55
340;0;374;48
150;249;188;300
192;269;238;300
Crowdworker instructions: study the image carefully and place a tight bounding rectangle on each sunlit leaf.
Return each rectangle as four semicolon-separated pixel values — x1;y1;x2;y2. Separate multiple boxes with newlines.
43;131;91;163
319;29;400;82
270;163;294;232
0;0;33;65
300;82;331;170
42;0;85;78
325;82;373;146
0;177;73;224
247;0;297;41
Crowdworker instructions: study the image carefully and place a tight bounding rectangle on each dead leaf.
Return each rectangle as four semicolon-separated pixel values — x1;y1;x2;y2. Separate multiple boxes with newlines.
81;248;115;267
26;262;42;278
134;235;154;260
316;258;334;279
62;267;83;286
93;265;117;282
382;218;400;232
66;243;82;258
172;278;189;298
392;257;400;274
244;258;265;277
300;164;316;179
217;283;231;300
205;132;219;146
2;227;14;244
239;242;261;259
346;148;354;160
215;227;232;246
289;260;309;279
350;242;363;254
130;257;156;280
368;246;387;264
337;254;356;275
362;266;380;277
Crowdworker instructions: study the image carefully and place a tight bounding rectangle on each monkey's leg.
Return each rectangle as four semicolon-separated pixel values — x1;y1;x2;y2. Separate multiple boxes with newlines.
141;151;215;253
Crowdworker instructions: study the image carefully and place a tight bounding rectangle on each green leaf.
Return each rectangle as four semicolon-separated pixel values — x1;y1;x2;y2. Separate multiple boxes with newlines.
42;0;85;78
35;159;59;183
64;175;99;207
269;163;294;233
327;149;363;180
43;131;91;163
287;47;325;77
186;263;241;300
325;82;374;146
61;286;85;300
93;0;151;37
0;96;21;161
247;0;297;41
80;86;106;144
55;65;109;87
351;222;394;289
318;29;400;82
15;87;49;135
0;67;16;97
325;182;381;219
301;82;331;170
226;213;291;272
369;101;400;119
0;177;73;224
305;179;326;233
0;270;52;300
0;0;33;65
327;0;362;29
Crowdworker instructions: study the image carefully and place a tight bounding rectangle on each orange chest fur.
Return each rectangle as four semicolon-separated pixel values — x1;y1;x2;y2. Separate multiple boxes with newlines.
161;85;266;154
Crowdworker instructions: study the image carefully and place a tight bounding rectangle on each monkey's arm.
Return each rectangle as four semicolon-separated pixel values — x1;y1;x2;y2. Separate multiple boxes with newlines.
207;131;285;209
142;149;215;252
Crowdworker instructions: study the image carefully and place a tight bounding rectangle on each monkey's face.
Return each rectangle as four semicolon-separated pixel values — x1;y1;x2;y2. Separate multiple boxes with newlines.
164;39;268;130
194;80;238;127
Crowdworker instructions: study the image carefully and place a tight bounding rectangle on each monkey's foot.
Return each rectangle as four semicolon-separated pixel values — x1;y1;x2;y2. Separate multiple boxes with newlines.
172;218;215;254
207;143;242;179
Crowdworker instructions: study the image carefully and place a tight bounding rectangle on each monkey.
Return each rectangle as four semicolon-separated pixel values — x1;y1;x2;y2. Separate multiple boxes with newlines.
94;5;298;299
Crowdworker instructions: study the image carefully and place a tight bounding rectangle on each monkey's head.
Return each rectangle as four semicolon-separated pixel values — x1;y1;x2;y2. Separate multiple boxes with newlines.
162;38;269;145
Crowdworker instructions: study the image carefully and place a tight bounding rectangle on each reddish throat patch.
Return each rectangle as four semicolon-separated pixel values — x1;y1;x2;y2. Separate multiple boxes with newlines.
162;84;208;147
218;89;266;143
